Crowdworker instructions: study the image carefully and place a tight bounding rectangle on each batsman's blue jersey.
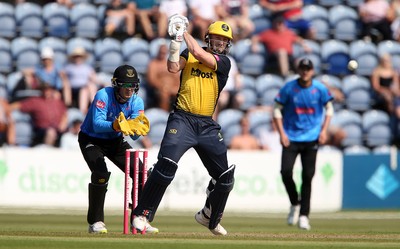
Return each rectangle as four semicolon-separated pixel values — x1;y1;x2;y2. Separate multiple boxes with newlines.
80;87;144;139
274;79;333;142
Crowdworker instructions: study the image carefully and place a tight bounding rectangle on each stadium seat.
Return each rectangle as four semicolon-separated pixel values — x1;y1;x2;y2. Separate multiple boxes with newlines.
0;2;16;39
362;109;390;132
121;38;150;73
39;37;67;66
349;40;378;77
95;38;123;72
240;74;257;91
302;5;330;41
329;5;359;42
42;2;70;38
232;39;266;64
377;40;400;66
217;108;244;137
343;145;370;155
70;3;100;39
238;53;266;76
11;37;40;71
15;2;44;39
248;109;273;138
12;110;34;147
331;109;363;147
321;40;351;75
293;40;322;74
254;73;284;99
0;38;12;74
145;108;169;146
342;75;372;112
372;144;391;154
342;75;371;94
315;74;343;110
365;124;392;148
318;0;344;7
237;88;258;110
345;0;364;8
259;88;280;107
149;38;170;58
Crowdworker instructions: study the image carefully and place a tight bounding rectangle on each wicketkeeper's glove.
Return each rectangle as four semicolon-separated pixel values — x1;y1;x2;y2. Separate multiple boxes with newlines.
127;113;150;136
112;112;135;136
168;14;189;42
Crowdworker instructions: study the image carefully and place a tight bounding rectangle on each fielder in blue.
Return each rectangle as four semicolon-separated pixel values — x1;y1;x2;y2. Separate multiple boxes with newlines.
78;65;157;234
273;58;334;231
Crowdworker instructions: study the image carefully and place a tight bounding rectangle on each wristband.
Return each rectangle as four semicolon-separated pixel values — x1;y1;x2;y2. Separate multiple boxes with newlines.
168;40;181;62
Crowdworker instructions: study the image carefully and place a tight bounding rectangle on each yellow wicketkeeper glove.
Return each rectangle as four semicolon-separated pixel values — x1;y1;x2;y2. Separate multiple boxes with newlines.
112;112;135;136
127;113;151;136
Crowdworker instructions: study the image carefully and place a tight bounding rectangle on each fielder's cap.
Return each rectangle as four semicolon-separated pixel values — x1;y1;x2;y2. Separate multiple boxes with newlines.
298;58;314;69
41;47;54;59
112;64;140;84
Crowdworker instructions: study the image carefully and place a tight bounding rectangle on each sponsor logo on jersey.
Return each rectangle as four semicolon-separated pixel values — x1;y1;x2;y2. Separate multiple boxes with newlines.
191;68;214;79
96;100;106;109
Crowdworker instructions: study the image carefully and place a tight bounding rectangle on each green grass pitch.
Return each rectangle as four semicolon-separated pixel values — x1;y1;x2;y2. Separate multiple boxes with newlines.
0;209;399;249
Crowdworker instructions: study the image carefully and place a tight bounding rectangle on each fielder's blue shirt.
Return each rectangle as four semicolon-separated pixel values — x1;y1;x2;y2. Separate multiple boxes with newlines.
80;87;144;139
274;79;333;142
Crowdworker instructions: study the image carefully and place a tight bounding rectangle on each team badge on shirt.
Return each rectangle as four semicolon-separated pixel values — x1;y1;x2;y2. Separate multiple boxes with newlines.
96;100;106;109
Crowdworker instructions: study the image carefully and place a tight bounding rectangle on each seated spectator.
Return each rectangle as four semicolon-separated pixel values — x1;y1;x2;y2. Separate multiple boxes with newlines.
218;0;255;40
104;0;135;37
258;0;315;39
11;83;68;147
358;0;392;42
251;15;311;76
24;47;71;107
147;42;180;111
159;0;191;34
64;47;98;114
229;113;265;150
189;0;221;39
371;53;400;115
0;96;16;147
60;118;82;150
129;0;167;40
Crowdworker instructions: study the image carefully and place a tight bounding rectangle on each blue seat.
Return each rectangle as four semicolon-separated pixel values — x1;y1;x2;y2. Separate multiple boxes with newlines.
315;74;342;89
331;109;362;128
121;37;150;61
343;145;370;155
259;88;280;107
318;0;344;7
349;40;378;76
238;53;266;76
95;38;123;72
12;110;34;147
362;109;390;132
345;0;364;8
126;51;150;75
342;75;371;94
255;73;284;99
329;5;359;42
67;37;95;66
0;2;16;39
0;38;12;74
321;39;351;75
365;124;392;148
149;38;170;58
232;39;266;64
345;89;372;112
240;74;256;91
248;108;272;137
39;37;67;66
43;2;70;38
145;108;169;146
70;3;99;39
302;5;330;41
11;37;40;71
217;108;244;136
293;40;322;74
15;2;44;39
237;88;258;110
377;40;400;66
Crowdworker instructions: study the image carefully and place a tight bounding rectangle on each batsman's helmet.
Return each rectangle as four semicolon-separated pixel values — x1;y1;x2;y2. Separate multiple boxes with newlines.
111;64;140;94
205;21;233;54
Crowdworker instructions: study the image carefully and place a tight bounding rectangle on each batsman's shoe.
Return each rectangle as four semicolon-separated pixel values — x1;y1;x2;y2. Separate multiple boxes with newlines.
287;204;300;225
298;215;311;231
88;221;108;234
132;215;159;234
195;210;227;236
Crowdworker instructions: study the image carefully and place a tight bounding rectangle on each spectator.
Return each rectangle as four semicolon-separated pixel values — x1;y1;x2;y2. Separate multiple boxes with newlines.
11;83;68;147
64;47;98;114
229;112;265;150
129;0;168;40
146;42;180;111
159;0;192;35
258;0;315;39
24;47;72;107
371;53;400;115
104;0;135;37
60;118;82;150
189;0;221;39
0;96;16;146
358;0;392;43
251;15;310;76
218;0;255;40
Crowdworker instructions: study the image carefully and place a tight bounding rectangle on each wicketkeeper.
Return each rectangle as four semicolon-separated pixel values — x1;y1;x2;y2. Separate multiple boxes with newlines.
78;64;158;234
